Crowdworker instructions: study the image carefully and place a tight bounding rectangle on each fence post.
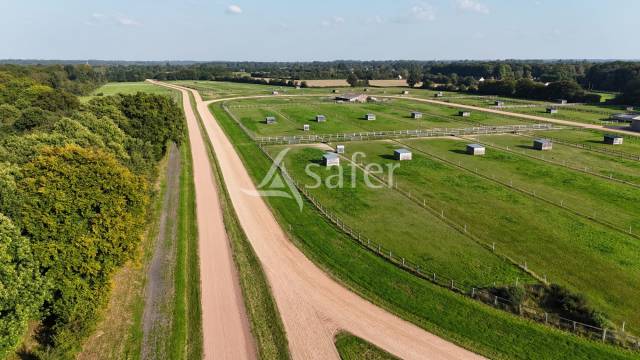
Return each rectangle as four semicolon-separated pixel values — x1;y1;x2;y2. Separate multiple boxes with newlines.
402;257;405;267
450;280;454;289
544;312;548;324
602;328;607;342
433;273;436;282
471;287;475;297
494;295;498;306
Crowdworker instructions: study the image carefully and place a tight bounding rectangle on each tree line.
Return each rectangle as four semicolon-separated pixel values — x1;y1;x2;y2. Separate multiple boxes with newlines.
0;66;184;358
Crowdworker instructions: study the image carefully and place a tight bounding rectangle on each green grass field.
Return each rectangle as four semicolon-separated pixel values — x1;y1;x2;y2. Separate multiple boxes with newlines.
225;97;533;137
209;100;637;359
267;144;527;287
81;82;182;103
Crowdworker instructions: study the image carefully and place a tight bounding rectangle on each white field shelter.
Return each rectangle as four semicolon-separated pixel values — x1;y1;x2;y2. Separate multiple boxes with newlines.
316;115;326;122
303;124;310;131
365;113;376;121
394;148;412;161
604;134;623;145
402;90;409;95
435;92;444;97
336;145;345;154
322;152;340;167
459;111;471;117
547;107;558;114
466;144;486;156
626;106;634;111
495;100;504;106
533;138;552;151
411;111;423;119
272;90;279;95
265;116;276;124
556;99;568;104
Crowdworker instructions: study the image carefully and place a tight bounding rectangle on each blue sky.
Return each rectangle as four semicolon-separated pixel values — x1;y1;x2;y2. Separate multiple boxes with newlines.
1;0;638;61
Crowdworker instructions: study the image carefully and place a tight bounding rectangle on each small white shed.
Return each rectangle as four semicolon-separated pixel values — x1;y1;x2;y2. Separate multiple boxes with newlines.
604;134;623;145
466;144;486;156
316;115;326;122
322;152;340;167
365;113;376;121
533;138;552;151
547;107;558;114
336;145;345;154
265;116;276;124
394;148;412;161
402;90;410;95
272;90;279;95
411;111;423;119
459;111;471;117
303;124;310;131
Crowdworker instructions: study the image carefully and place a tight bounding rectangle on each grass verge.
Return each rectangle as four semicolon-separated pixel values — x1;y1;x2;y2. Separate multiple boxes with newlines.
334;332;399;360
209;100;637;360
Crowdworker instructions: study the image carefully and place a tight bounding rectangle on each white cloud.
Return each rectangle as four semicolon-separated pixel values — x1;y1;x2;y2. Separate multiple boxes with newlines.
226;5;243;14
84;13;141;27
456;0;490;14
321;16;346;27
115;16;141;26
410;3;436;21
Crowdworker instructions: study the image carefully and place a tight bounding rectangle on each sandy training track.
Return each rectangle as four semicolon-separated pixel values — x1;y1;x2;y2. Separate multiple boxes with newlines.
153;81;484;360
151;81;256;359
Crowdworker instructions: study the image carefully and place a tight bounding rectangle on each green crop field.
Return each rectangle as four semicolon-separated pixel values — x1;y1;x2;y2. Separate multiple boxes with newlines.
224;97;533;137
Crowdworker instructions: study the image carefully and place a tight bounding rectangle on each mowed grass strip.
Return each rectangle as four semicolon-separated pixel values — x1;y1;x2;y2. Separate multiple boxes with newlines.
479;133;640;186
81;82;181;103
346;139;640;331
209;101;637;360
539;128;640;156
268;144;525;287
334;332;400;360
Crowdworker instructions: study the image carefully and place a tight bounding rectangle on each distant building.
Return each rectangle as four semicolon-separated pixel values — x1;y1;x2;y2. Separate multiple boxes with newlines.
394;148;412;161
435;92;444;97
322;152;340;167
363;88;369;92
459;111;471;117
332;89;339;93
411;111;423;119
272;90;279;95
604;134;623;145
402;90;409;95
335;93;368;103
466;144;486;156
336;145;345;154
316;114;326;122
556;99;568;104
265;116;276;124
364;113;376;121
533;138;552;151
397;75;403;80
495;100;505;107
303;124;310;131
547;107;558;114
478;77;485;82
626;106;634;111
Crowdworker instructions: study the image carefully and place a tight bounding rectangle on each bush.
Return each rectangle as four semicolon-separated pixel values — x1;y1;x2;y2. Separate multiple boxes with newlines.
542;285;605;327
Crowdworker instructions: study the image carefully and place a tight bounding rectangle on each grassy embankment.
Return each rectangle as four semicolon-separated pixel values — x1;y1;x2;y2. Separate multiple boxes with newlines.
209;100;636;359
187;92;290;359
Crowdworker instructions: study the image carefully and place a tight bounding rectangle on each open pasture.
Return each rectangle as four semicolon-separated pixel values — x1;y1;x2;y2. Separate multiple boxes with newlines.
336;138;640;331
266;144;527;288
224;97;534;137
81;82;181;102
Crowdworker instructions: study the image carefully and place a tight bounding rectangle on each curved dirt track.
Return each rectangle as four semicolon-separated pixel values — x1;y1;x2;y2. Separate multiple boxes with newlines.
154;81;484;360
155;81;256;359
